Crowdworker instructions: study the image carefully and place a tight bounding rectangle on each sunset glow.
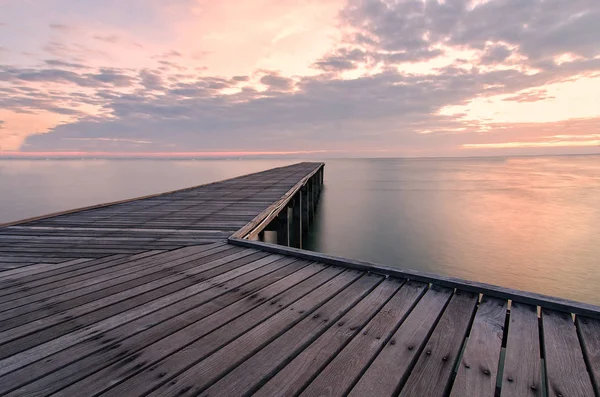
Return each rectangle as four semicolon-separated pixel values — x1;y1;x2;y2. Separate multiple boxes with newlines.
1;0;599;156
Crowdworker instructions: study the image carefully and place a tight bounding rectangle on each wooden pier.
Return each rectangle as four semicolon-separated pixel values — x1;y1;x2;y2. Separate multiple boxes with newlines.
0;162;599;397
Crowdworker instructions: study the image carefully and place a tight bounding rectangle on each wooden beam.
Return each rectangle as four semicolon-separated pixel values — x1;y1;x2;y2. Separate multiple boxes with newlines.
227;238;600;319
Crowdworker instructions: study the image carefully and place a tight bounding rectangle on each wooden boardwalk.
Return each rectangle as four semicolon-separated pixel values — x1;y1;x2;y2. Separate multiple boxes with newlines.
0;162;599;397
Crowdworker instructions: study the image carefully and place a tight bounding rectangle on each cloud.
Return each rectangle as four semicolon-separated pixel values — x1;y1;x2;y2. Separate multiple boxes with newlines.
49;23;70;31
1;65;134;88
44;59;87;69
313;48;369;71
480;44;513;64
2;0;600;155
259;73;295;91
93;34;120;43
87;68;134;87
503;89;554;103
139;69;163;90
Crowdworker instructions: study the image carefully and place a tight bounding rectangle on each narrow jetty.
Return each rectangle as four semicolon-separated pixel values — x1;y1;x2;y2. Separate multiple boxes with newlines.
0;162;598;397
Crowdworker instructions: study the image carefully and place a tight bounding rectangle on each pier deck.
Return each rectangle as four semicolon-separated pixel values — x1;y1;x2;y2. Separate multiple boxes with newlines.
0;162;599;397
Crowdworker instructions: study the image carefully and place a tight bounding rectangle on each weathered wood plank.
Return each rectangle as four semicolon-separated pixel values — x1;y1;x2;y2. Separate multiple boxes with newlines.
501;302;542;397
0;249;268;358
93;268;354;397
543;308;595;397
0;245;216;297
0;257;93;280
348;285;453;397
298;281;427;397
398;290;479;397
0;249;261;328
210;277;404;397
577;315;600;395
0;257;307;396
450;297;507;397
142;270;365;397
200;273;387;396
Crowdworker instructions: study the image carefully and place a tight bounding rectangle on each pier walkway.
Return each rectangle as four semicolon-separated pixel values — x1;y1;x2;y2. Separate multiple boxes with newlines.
0;162;599;397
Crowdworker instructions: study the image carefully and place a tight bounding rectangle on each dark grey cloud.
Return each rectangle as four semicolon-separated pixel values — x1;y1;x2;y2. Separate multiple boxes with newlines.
87;68;134;87
44;59;87;69
49;23;70;31
259;73;294;91
480;44;513;64
93;34;120;43
313;48;368;71
0;65;135;88
231;75;249;82
343;0;600;64
139;69;163;90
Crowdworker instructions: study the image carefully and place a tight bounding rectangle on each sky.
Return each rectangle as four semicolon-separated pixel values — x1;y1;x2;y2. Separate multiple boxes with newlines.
0;0;599;158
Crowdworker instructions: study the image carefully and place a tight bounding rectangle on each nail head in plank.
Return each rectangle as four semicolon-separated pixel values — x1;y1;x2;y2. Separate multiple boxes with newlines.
349;284;453;397
542;308;595;397
450;296;507;397
398;290;479;397
501;301;542;397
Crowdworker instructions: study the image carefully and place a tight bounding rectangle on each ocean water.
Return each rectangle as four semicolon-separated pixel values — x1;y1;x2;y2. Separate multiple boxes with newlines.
306;156;600;305
1;156;599;305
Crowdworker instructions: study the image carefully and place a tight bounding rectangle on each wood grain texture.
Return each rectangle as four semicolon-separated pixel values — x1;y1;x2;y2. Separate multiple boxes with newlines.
398;290;479;397
253;279;410;397
450;297;507;397
141;270;364;397
200;274;389;397
1;257;310;397
348;285;453;397
576;315;600;396
542;308;595;397
501;301;542;397
61;266;346;397
299;280;427;397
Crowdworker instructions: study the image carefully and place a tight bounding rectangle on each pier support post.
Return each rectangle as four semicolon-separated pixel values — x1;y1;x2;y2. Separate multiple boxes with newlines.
301;185;309;232
276;207;289;246
291;194;303;248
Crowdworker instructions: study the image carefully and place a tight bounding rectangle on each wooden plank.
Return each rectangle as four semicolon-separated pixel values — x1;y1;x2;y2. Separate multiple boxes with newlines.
0;249;263;328
450;297;507;397
0;257;307;396
143;270;363;397
398;290;479;397
0;250;210;314
0;258;314;383
542;308;595;397
0;244;215;296
0;249;269;358
501;301;542;397
202;273;386;397
206;277;402;397
576;315;600;395
0;258;93;280
298;281;427;397
90;267;353;397
348;285;453;397
0;256;74;263
230;238;600;319
255;280;419;397
0;244;227;301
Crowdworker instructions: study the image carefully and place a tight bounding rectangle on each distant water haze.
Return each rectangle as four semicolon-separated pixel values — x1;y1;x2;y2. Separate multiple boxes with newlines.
1;156;599;305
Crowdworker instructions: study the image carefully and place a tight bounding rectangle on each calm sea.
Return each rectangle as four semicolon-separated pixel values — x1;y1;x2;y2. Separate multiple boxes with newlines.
1;156;599;305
